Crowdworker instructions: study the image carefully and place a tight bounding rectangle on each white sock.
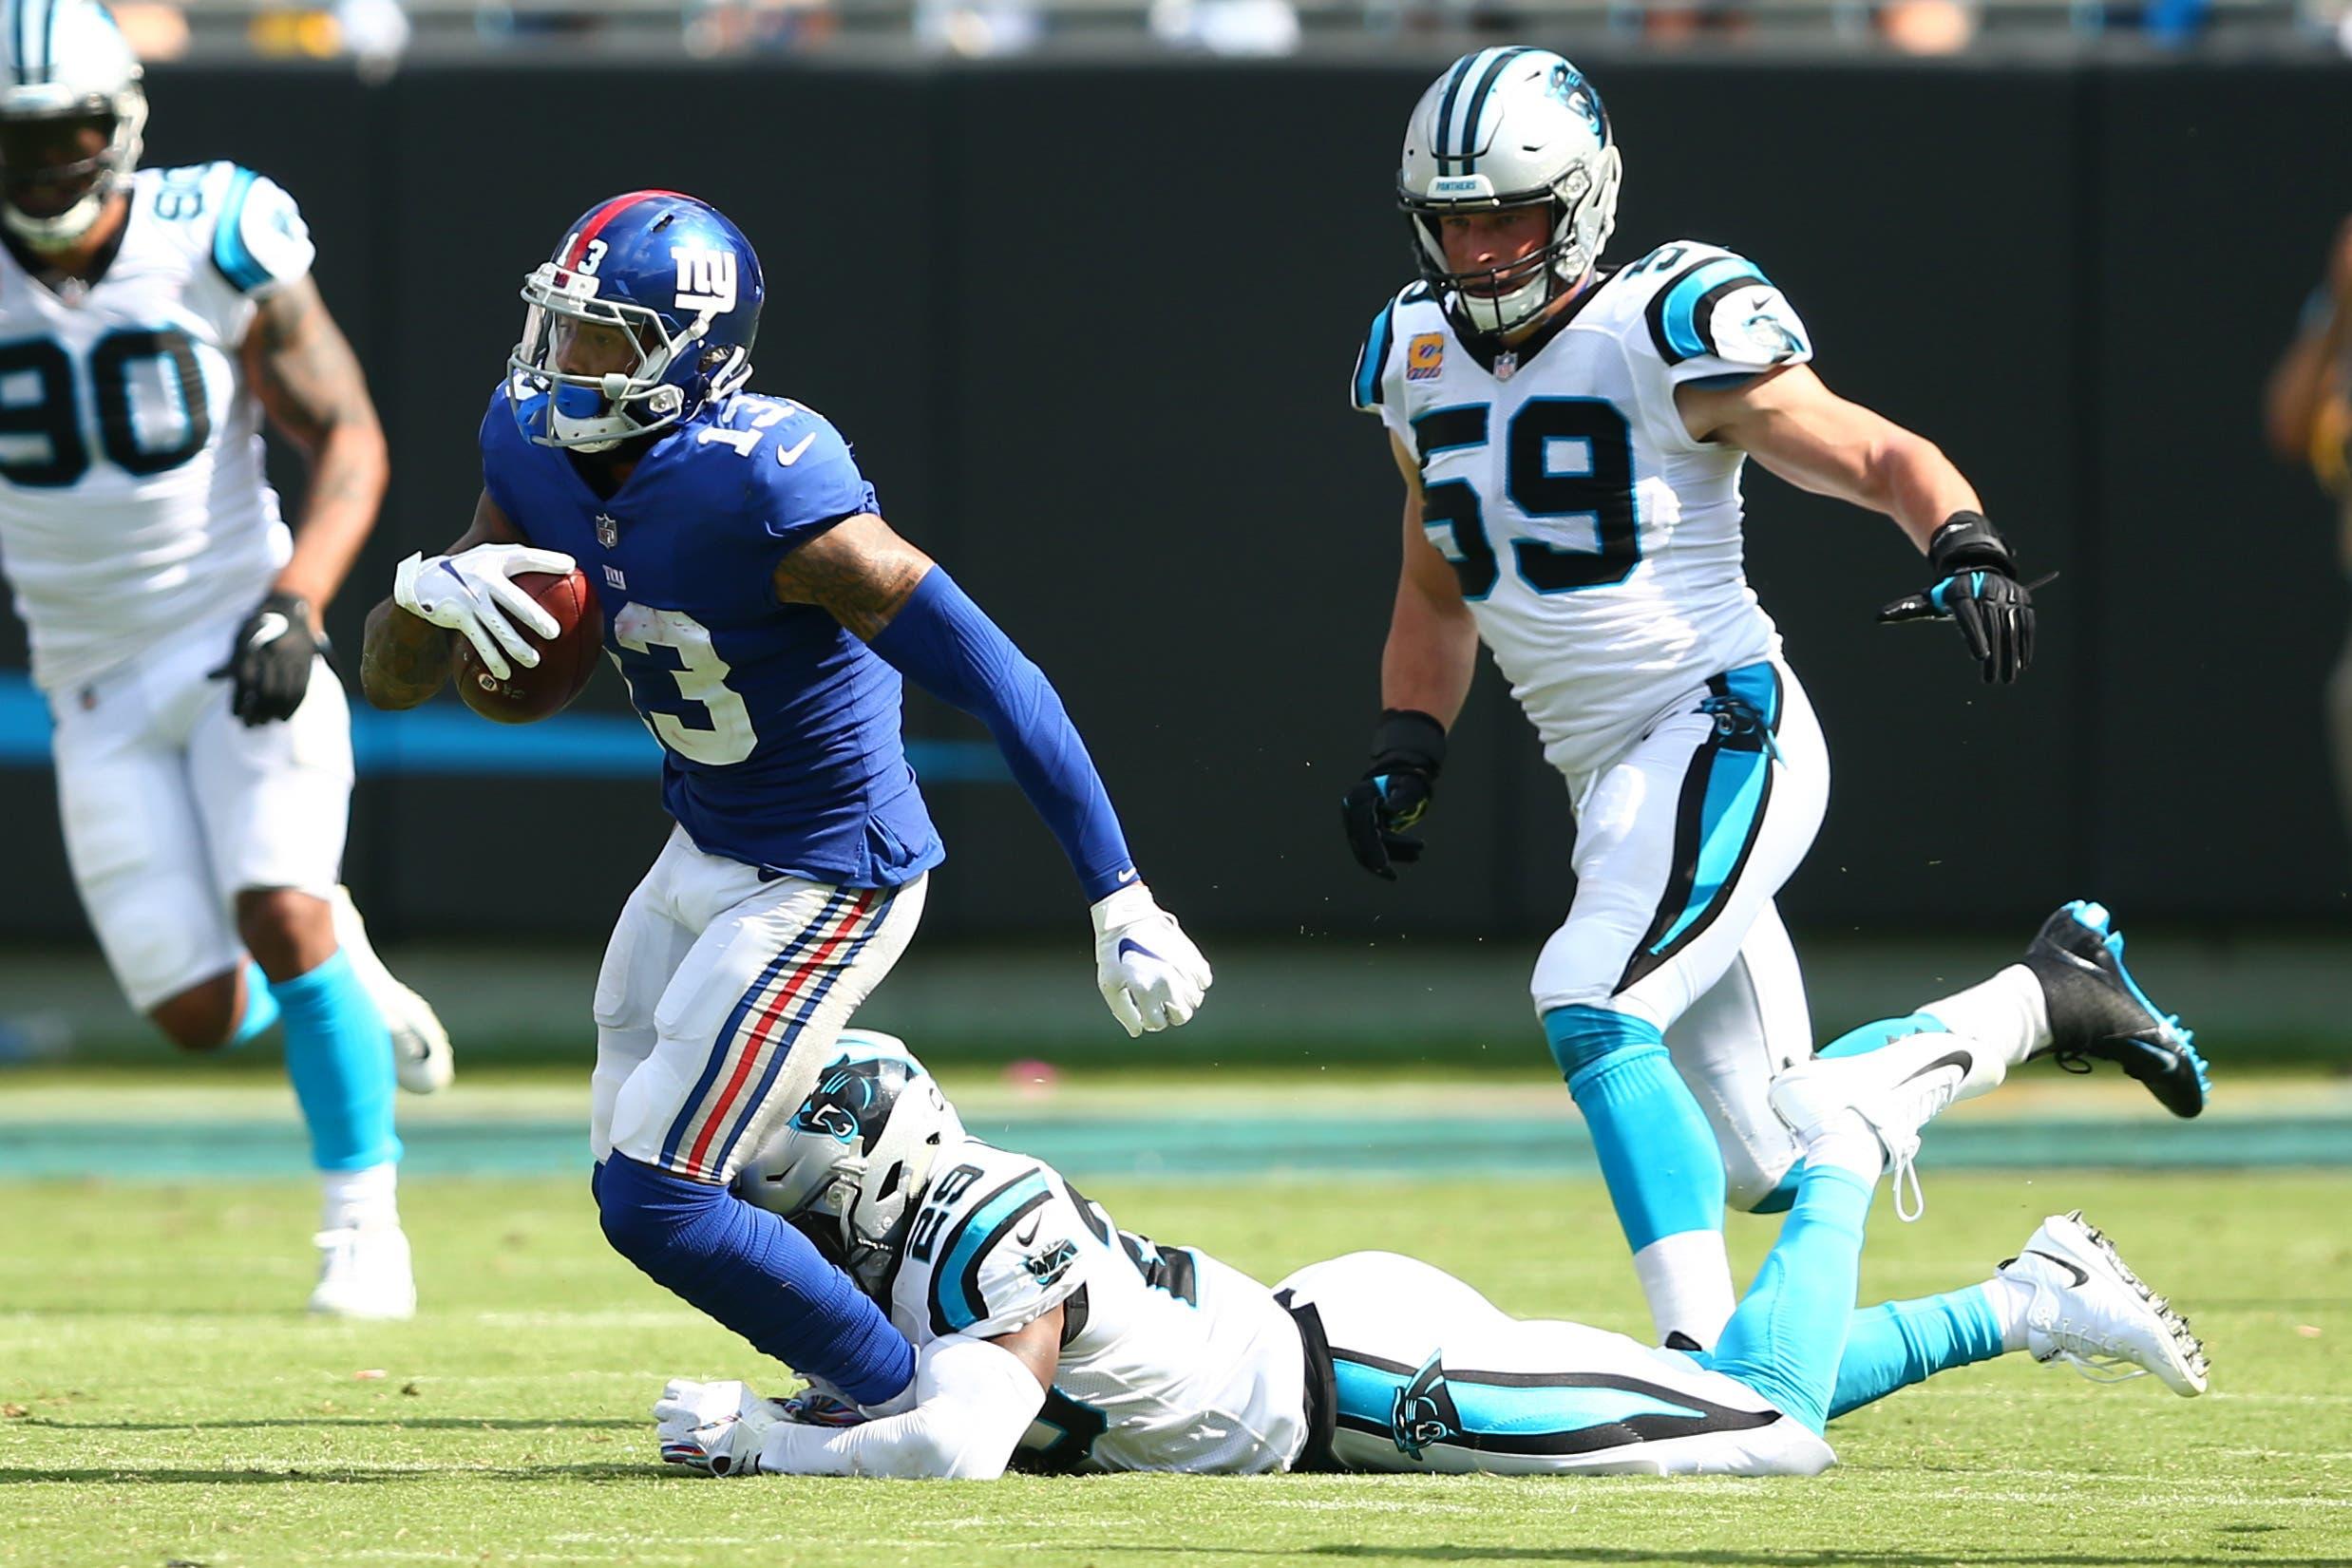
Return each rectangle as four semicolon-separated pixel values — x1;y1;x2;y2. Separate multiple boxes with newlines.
1632;1231;1736;1350
1921;964;2050;1067
322;1162;399;1231
1980;1275;2036;1352
1800;1109;1887;1187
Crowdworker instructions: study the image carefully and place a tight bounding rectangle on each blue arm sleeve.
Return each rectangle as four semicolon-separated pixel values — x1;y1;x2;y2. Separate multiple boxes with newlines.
868;569;1135;902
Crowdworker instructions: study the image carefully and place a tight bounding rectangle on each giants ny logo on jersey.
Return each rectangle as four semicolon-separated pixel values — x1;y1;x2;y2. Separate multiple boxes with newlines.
673;245;738;315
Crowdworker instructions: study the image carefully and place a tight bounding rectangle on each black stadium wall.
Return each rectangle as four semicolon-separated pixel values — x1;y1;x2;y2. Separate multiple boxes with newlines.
1;54;2346;945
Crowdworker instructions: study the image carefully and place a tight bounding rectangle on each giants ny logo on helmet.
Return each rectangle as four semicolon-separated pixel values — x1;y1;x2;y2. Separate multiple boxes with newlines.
673;245;737;316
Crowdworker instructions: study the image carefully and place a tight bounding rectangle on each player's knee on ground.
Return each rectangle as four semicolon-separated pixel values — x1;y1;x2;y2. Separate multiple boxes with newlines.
234;887;337;980
148;972;244;1051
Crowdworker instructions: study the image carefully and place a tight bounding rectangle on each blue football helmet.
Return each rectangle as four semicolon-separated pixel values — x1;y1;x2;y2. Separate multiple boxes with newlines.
509;189;764;450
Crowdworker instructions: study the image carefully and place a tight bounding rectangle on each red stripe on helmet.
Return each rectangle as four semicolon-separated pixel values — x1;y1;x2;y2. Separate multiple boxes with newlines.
563;189;697;268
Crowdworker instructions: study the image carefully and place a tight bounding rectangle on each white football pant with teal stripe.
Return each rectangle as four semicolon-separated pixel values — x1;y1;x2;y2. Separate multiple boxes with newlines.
1533;658;1829;1350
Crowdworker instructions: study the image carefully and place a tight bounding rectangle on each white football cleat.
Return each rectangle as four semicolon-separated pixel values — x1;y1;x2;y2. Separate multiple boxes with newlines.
1768;1030;1981;1220
2000;1211;2209;1396
329;885;453;1095
308;1222;417;1320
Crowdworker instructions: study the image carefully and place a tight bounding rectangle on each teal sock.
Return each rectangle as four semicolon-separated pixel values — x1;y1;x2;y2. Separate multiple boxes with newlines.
1695;1163;1872;1433
1828;1286;2008;1420
229;961;280;1047
273;950;400;1173
1546;1005;1725;1251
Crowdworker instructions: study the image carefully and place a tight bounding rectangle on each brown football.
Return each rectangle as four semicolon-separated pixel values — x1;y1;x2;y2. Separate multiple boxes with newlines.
452;568;603;724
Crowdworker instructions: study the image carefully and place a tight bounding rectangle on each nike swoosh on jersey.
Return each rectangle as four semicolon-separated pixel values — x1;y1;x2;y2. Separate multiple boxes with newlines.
1115;867;1140;884
774;432;818;466
1014;1215;1042;1247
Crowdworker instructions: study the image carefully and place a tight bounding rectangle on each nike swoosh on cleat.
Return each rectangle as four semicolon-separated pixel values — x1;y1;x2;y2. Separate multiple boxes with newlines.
2020;1248;2090;1288
1117;937;1160;963
1901;1049;1975;1085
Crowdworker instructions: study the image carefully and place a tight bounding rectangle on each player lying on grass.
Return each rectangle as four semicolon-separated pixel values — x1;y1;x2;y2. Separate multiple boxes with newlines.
653;912;2208;1479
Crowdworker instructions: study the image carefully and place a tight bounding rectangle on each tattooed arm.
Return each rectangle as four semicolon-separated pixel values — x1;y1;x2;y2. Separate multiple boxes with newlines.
360;490;523;708
770;514;936;637
239;275;389;627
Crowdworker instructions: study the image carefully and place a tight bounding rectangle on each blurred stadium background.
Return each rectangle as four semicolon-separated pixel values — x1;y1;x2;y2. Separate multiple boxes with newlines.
2;9;2349;1073
0;12;2346;1566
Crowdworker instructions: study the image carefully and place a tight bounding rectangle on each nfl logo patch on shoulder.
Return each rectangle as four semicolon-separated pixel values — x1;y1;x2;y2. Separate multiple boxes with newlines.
595;514;619;548
1406;333;1445;382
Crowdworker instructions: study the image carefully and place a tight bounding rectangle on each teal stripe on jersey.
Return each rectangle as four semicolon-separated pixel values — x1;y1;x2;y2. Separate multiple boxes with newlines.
932;1169;1054;1332
1354;302;1394;410
213;168;273;294
1660;256;1766;361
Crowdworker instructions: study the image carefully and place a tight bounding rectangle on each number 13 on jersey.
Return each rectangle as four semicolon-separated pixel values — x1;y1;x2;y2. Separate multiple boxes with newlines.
611;603;758;766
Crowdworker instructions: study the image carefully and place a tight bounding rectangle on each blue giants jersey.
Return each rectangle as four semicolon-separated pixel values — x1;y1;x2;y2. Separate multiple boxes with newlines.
479;383;943;887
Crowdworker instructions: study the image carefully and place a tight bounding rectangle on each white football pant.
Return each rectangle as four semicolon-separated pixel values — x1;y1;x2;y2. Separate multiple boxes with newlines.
1278;1251;1832;1477
47;607;353;1010
1531;658;1829;1209
592;824;925;1186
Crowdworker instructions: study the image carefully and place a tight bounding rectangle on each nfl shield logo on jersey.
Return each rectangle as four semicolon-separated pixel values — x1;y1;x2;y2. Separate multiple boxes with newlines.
595;514;619;548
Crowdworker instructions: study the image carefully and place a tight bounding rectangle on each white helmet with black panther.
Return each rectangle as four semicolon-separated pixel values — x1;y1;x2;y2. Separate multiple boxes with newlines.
1398;47;1621;335
733;1031;966;1294
0;0;146;252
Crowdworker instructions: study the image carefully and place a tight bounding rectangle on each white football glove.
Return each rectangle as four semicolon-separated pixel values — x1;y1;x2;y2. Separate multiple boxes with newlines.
1091;881;1213;1038
653;1378;781;1478
391;543;576;682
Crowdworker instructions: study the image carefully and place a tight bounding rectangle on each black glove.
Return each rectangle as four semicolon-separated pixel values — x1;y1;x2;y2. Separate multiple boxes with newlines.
1340;708;1447;881
1877;512;2045;686
212;590;323;726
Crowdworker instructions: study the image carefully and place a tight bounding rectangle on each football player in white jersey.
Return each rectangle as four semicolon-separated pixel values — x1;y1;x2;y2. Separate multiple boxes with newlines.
647;1015;2205;1483
0;0;446;1315
1337;49;2201;1352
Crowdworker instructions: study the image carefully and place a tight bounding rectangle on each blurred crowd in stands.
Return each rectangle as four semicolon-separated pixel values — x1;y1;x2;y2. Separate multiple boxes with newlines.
105;0;2350;66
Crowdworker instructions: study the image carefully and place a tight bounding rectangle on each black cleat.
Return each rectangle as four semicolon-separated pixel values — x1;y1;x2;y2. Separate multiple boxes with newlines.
2022;900;2209;1119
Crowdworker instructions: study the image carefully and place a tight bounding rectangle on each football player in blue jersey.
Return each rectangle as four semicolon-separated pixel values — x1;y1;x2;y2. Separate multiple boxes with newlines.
358;190;1213;1408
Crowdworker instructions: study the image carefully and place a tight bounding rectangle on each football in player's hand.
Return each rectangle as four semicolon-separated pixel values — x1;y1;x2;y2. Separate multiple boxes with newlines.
453;569;603;725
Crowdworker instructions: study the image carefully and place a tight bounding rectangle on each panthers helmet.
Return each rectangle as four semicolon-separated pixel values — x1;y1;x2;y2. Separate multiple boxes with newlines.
0;0;146;253
509;190;763;451
1397;48;1621;335
733;1031;966;1295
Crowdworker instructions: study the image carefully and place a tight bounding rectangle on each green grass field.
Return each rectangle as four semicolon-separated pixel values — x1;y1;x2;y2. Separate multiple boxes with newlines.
3;1145;2348;1568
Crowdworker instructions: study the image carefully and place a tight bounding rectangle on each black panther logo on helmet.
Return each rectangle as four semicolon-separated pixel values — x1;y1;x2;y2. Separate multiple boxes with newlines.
788;1055;917;1155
